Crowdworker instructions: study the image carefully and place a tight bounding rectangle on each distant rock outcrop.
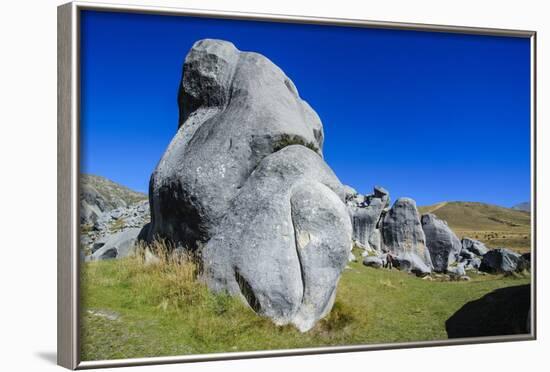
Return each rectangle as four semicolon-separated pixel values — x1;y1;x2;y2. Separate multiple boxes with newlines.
80;174;146;224
381;198;433;274
145;39;351;332
80;199;150;256
421;213;462;272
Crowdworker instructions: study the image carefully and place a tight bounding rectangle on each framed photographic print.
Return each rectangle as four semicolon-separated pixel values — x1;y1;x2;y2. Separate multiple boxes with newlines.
57;1;536;369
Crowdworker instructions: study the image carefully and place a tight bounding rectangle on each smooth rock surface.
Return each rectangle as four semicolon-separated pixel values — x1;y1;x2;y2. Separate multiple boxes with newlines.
202;146;351;332
88;228;141;261
146;39;324;248
145;39;351;332
381;198;433;271
393;252;432;276
421;213;462;272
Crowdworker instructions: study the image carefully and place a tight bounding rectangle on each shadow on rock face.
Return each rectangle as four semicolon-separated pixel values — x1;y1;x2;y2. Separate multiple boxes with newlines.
445;284;530;338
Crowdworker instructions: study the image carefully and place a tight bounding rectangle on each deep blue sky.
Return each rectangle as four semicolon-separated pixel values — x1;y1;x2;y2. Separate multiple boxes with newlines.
80;10;531;207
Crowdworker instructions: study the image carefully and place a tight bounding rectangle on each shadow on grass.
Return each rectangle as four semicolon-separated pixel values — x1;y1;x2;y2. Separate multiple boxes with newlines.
445;284;530;338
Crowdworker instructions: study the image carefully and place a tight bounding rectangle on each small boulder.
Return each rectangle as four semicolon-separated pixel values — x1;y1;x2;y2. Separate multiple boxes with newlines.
447;262;466;277
393;252;432;276
461;237;489;256
464;256;482;271
363;256;384;269
88;228;141;261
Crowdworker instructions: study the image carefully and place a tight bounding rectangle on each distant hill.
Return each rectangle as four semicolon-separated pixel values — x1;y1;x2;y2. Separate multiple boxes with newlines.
512;201;531;212
418;201;530;232
80;174;147;223
418;201;531;252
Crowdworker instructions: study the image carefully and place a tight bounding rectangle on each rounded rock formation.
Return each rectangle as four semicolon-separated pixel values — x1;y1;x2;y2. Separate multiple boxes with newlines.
144;39;351;332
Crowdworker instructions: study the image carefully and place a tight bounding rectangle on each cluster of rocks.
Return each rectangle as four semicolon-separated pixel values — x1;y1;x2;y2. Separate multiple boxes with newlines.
348;187;530;277
81;200;150;261
80;174;146;224
82;39;531;332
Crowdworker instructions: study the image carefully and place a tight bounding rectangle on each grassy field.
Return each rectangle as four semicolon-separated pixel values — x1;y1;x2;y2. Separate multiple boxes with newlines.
419;201;531;252
81;249;530;361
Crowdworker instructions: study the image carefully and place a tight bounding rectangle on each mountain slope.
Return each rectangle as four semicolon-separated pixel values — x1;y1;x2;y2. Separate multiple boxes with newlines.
512;201;531;212
418;201;531;252
418;201;530;231
80;174;147;223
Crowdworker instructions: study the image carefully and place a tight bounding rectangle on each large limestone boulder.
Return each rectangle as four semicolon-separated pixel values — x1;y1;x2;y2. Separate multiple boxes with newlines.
146;39;324;248
346;186;389;252
145;39;351;332
421;213;462;272
381;198;433;272
202;146;351;332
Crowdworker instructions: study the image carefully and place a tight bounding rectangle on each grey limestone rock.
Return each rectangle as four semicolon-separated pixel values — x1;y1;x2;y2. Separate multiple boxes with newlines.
202;146;351;332
363;255;384;269
421;213;462;273
146;39;324;248
461;237;489;256
393;252;432;276
347;186;389;252
447;262;467;277
381;198;433;272
146;40;351;332
479;248;527;273
88;228;142;261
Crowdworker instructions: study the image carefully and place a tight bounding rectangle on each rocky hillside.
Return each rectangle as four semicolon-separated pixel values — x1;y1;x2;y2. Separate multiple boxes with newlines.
80;174;147;223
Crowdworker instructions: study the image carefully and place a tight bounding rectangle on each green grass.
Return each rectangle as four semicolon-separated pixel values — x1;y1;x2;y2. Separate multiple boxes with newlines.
81;249;530;361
